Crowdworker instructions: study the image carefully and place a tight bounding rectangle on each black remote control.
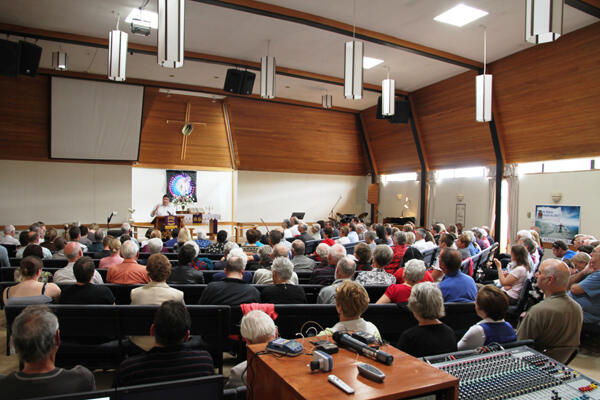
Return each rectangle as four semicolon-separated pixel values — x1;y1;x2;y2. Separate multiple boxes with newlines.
357;362;386;383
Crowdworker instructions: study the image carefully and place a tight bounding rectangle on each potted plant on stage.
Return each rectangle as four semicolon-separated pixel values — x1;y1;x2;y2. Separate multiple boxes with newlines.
173;195;194;213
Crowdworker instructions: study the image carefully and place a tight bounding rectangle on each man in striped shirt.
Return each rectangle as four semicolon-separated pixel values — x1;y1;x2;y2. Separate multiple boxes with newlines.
114;301;214;387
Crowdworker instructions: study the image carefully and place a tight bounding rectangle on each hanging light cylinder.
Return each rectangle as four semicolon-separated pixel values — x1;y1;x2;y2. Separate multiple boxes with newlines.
322;94;333;109
525;0;563;44
108;29;128;81
344;41;363;99
260;56;276;99
381;68;395;116
476;30;492;122
158;0;185;68
52;51;67;71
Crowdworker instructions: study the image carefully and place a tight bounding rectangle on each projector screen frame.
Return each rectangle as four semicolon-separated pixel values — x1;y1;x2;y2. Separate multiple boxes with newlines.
49;76;145;162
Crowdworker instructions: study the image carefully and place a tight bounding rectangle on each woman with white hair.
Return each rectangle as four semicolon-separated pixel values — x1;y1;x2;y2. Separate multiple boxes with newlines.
226;310;277;389
260;257;306;304
309;224;321;240
395;282;457;357
377;259;428;304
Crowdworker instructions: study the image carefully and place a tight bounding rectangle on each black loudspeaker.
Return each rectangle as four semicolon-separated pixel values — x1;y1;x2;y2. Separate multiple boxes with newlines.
223;69;255;95
18;41;42;76
388;99;410;124
0;39;20;77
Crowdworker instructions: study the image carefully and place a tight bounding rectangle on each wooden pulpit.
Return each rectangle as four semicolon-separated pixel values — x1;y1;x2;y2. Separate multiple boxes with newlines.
151;215;184;231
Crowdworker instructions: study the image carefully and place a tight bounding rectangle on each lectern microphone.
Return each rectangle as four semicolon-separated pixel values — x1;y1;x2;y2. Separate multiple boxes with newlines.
106;211;118;229
332;332;394;365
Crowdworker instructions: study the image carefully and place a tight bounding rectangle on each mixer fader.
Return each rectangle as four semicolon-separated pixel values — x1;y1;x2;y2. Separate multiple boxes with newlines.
424;346;599;400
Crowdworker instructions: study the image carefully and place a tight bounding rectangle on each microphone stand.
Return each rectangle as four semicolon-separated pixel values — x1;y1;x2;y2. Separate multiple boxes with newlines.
329;195;342;219
107;212;114;230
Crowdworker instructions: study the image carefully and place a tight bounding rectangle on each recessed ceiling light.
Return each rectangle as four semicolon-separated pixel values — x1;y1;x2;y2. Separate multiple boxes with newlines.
434;4;488;27
125;9;158;29
363;56;383;69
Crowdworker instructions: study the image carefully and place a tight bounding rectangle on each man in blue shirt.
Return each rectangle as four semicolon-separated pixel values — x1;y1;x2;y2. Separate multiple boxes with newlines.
552;240;576;261
438;248;477;302
569;245;600;323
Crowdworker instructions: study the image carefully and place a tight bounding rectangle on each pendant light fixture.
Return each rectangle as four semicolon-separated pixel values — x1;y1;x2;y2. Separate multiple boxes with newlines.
52;48;67;71
344;0;363;100
261;40;276;99
322;90;333;109
381;66;395;116
158;0;185;68
475;29;492;122
108;13;128;81
525;0;563;44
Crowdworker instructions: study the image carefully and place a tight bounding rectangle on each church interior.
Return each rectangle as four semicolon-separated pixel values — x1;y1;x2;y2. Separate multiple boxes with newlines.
0;0;599;399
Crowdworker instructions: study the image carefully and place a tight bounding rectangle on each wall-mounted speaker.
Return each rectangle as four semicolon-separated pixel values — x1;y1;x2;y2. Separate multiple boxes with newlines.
0;39;20;77
224;69;256;95
18;41;42;77
376;96;410;123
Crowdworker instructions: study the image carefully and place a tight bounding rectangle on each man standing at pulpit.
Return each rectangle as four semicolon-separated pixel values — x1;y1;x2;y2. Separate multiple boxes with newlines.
151;195;176;217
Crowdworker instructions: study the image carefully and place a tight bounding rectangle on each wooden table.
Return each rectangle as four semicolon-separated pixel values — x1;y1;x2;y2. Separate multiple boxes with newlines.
246;337;458;400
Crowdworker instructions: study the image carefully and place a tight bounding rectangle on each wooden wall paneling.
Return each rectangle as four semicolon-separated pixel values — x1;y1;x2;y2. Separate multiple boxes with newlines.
358;112;379;177
359;105;421;175
490;22;600;164
0;75;50;161
226;97;367;175
137;87;231;169
411;71;496;170
408;95;430;227
221;102;237;169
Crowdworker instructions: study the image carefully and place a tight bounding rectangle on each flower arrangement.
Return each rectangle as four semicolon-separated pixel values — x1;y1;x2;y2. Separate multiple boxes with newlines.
172;195;194;210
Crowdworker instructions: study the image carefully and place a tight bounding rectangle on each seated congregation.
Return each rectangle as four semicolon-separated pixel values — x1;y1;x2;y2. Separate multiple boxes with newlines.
0;219;598;399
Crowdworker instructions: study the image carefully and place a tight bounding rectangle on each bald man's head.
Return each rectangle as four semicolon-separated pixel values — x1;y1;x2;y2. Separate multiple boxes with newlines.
271;243;288;259
64;241;83;261
537;259;570;294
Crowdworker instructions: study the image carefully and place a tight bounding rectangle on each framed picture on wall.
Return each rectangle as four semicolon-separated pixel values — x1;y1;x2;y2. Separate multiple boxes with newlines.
535;205;581;244
456;204;466;226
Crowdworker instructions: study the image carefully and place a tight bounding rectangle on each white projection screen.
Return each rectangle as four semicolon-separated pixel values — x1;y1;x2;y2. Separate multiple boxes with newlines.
51;77;144;160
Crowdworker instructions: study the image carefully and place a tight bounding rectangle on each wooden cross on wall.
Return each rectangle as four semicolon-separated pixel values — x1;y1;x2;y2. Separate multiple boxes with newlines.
166;102;207;160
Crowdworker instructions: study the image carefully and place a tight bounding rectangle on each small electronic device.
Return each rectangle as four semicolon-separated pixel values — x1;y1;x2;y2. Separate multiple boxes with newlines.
328;375;354;394
351;331;378;345
357;362;386;383
266;338;304;356
311;340;339;354
309;350;333;372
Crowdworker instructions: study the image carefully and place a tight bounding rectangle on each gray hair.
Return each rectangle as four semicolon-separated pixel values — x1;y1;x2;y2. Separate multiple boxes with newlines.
464;230;476;243
310;224;321;234
272;243;288;258
336;256;356;278
405;232;416;245
291;240;305;256
121;240;139;259
365;231;377;242
223;241;239;256
65;242;82;260
356;224;366;233
298;223;308;233
517;229;533;240
393;231;407;245
328;244;347;265
316;243;330;260
4;224;15;234
12;305;59;363
272;256;293;282
408;282;445;320
373;245;393;268
184;240;200;257
572;252;591;265
257;245;273;261
416;228;427;239
282;219;291;229
121;222;131;233
226;248;248;272
240;310;276;343
404;259;426;283
147;238;163;254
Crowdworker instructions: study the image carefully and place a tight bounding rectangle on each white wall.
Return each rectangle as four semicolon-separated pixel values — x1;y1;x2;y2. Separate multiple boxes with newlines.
378;180;421;221
131;167;233;223
518;170;600;239
0;160;131;225
430;177;491;228
235;171;370;223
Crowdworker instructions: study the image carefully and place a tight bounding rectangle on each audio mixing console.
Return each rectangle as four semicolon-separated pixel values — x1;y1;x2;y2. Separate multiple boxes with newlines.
424;346;599;400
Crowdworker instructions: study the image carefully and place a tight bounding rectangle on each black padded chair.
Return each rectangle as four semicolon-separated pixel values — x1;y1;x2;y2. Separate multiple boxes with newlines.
506;279;533;327
1;244;17;258
169;284;208;304
296;271;313;285
5;304;121;369
253;284;323;304
304;240;321;255
422;247;438;268
441;302;480;340
364;286;388;303
272;304;339;339
364;303;417;344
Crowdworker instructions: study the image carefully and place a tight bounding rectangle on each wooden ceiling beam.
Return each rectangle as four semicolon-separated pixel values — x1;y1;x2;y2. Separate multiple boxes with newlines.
0;23;406;96
193;0;482;70
36;68;360;114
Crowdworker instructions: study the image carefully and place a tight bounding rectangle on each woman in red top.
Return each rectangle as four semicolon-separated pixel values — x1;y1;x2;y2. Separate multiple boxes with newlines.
376;259;426;304
321;227;336;246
